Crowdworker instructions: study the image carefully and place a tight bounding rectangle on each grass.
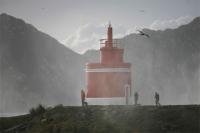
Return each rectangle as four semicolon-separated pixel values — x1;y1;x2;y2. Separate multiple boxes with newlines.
0;105;200;133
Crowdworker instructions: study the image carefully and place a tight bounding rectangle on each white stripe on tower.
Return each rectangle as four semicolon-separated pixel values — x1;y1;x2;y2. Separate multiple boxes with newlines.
86;68;130;72
86;97;126;105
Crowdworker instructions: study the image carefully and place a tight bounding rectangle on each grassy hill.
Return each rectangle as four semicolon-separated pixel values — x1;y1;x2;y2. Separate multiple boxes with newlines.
0;105;200;133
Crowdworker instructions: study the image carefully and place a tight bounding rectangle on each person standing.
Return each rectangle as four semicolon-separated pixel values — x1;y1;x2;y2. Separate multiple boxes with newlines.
155;92;160;106
81;89;86;106
134;92;139;105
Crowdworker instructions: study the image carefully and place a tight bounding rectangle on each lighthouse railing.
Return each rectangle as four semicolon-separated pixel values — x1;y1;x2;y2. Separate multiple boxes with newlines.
100;39;124;49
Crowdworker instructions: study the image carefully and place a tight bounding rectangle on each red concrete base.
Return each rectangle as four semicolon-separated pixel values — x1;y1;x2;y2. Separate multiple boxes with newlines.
86;97;134;105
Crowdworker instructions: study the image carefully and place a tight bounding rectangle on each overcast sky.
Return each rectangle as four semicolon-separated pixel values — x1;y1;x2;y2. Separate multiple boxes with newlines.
0;0;200;53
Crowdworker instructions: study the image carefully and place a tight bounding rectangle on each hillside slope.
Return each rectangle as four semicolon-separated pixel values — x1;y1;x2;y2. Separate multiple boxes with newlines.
0;13;200;114
0;13;84;114
1;105;200;133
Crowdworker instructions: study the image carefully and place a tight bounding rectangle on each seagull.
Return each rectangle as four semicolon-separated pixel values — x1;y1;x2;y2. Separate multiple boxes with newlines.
41;7;46;10
137;30;150;38
139;10;145;13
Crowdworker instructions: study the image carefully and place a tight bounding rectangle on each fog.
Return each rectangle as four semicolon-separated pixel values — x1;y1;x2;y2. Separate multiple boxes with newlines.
0;14;200;115
121;20;200;105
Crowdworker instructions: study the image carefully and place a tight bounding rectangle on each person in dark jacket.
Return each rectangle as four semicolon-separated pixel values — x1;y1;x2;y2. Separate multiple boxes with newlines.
81;89;85;106
134;92;139;105
155;92;160;106
81;90;87;106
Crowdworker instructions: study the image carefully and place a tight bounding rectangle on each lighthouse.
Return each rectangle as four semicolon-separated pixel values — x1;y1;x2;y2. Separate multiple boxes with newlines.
85;23;132;105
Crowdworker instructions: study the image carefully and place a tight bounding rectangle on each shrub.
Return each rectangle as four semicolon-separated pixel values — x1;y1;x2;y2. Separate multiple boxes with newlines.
29;104;46;117
35;104;46;114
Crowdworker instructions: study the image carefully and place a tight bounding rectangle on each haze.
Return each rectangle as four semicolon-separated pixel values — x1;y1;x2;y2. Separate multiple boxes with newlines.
0;0;199;53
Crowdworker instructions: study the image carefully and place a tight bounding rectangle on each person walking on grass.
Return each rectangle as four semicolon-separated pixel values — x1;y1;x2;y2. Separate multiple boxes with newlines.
81;89;86;106
81;89;88;106
155;92;160;106
134;92;139;105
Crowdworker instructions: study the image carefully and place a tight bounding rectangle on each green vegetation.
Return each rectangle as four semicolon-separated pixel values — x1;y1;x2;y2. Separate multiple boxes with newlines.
0;114;30;131
0;105;200;133
29;104;46;117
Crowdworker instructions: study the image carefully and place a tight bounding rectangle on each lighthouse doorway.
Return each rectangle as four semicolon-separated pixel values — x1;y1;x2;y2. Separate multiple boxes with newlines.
124;84;131;105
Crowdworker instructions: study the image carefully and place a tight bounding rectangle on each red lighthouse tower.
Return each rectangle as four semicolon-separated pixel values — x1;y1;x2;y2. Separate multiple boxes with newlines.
86;23;132;105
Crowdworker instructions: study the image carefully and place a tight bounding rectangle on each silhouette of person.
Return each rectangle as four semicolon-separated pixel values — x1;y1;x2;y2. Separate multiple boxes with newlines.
134;92;139;105
155;92;160;106
81;89;86;106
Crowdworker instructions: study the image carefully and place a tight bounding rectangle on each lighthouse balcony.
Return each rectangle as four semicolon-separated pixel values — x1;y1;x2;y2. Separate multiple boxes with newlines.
100;39;124;49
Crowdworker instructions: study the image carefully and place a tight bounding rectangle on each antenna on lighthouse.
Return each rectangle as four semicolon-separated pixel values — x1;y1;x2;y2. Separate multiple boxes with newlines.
107;21;113;47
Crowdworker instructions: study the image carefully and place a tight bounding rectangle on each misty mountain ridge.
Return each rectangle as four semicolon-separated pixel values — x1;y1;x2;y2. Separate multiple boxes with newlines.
126;17;200;105
0;13;199;114
0;13;84;114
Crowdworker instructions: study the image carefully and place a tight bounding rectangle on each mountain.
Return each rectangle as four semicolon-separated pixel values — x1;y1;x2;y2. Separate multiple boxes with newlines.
0;13;84;114
84;17;200;105
0;13;200;114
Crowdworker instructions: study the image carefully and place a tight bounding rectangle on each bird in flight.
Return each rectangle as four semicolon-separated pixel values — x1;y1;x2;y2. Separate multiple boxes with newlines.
137;30;150;38
139;10;145;13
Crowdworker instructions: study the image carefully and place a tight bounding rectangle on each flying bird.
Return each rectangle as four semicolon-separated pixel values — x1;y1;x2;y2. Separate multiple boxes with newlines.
137;30;150;38
41;7;46;11
139;10;145;13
